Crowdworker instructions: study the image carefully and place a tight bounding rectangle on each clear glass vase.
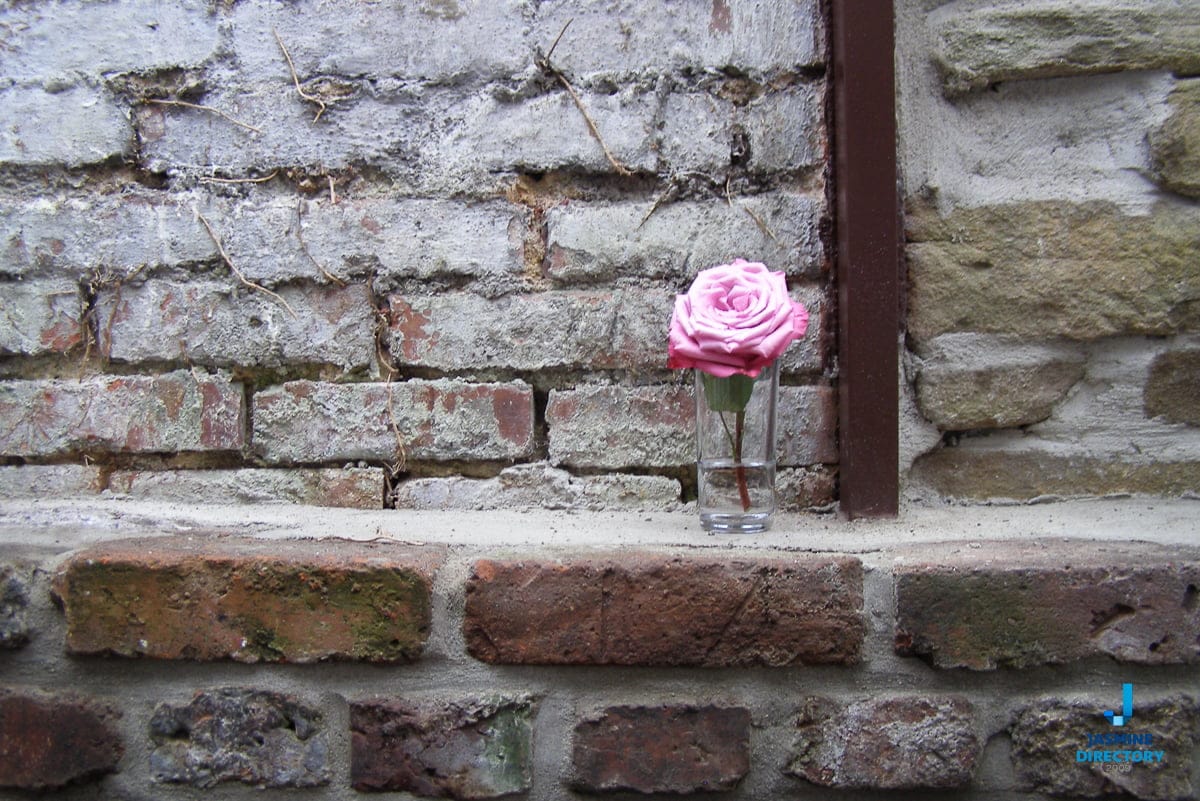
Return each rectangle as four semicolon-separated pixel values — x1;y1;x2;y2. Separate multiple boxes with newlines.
694;362;779;533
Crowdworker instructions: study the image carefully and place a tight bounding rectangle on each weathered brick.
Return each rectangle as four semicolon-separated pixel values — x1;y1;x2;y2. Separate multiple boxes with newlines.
546;384;693;469
108;467;385;509
532;0;823;77
0;465;104;499
96;280;375;370
660;85;824;173
910;447;1200;501
253;379;534;464
1;0;218;84
906;199;1200;345
0;371;244;458
544;192;825;283
150;689;329;789
0;563;33;649
230;0;527;86
777;466;838;511
464;554;863;667
546;383;834;470
391;462;681;511
1145;349;1200;427
1;192;523;288
1011;694;1200;799
0;86;131;166
53;536;442;663
1151;79;1200;200
388;290;668;373
894;541;1200;670
933;0;1200;95
351;696;534;798
0;279;83;355
569;705;750;794
0;690;123;790
915;334;1087;430
787;696;981;789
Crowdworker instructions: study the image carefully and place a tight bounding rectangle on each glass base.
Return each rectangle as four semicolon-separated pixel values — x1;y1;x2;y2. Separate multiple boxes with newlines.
699;510;774;533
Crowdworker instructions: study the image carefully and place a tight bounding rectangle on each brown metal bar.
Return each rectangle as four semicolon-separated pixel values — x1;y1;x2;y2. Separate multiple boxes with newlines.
829;0;900;517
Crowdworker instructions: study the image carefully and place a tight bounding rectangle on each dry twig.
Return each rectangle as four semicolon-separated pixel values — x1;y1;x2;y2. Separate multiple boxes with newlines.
199;171;279;185
725;175;779;243
196;210;297;317
146;98;261;134
538;20;632;177
273;28;327;122
295;199;345;286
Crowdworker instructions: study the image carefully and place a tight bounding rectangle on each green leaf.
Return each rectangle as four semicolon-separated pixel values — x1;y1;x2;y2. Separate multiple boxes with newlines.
701;372;755;413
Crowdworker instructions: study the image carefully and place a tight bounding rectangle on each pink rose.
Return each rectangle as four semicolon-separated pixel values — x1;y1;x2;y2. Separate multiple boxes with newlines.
667;259;808;378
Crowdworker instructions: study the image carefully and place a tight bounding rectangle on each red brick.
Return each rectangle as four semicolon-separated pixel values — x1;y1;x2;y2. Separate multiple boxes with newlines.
53;536;443;663
0;690;123;790
351;697;534;798
386;289;668;372
787;696;981;788
0;279;83;355
569;705;750;794
464;554;863;667
252;379;534;464
894;541;1200;669
0;371;243;457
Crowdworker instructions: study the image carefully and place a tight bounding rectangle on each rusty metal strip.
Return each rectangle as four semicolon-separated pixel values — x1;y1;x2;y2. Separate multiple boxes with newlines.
829;0;900;517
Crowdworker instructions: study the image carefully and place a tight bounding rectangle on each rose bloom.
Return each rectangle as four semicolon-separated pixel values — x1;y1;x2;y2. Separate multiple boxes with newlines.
667;259;808;378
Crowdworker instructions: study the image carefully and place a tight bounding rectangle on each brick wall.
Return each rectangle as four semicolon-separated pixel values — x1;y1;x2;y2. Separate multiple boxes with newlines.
1;528;1197;798
0;0;835;512
898;0;1200;502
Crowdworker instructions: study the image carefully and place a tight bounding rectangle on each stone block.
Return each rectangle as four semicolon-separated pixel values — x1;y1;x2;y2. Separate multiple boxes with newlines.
464;554;863;667
53;536;443;663
391;462;681;511
1011;694;1200;799
387;290;670;373
0;690;123;790
96;280;375;370
915;334;1087;430
0;465;104;499
910;447;1200;501
1151;79;1200;199
108;467;385;509
906;199;1200;344
252;379;534;464
350;696;534;798
933;1;1200;95
1145;349;1200;426
0;371;244;458
150;688;329;788
544;192;825;283
569;705;750;794
787;696;981;788
0;563;32;649
894;540;1200;669
0;279;83;355
0;86;130;166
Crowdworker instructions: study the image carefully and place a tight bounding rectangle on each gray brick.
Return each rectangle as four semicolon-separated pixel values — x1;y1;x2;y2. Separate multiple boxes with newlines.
96;280;375;370
387;289;670;372
0;279;83;355
391;462;681;511
1;192;523;289
108;467;385;509
531;0;823;77
0;87;131;166
1;0;218;85
545;192;825;283
0;465;103;499
0;372;244;458
252;379;534;464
